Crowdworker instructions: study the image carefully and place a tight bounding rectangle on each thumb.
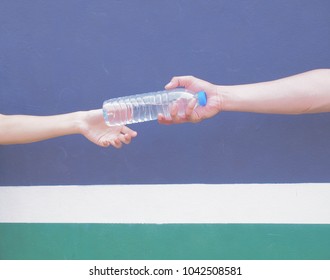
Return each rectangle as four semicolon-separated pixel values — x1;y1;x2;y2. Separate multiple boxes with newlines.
165;76;195;90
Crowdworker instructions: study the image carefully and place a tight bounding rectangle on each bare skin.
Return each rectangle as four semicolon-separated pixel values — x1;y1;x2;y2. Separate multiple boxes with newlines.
0;109;137;148
158;69;330;124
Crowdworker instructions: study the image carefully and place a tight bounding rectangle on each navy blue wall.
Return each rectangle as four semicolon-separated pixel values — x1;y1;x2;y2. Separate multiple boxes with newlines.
1;0;330;185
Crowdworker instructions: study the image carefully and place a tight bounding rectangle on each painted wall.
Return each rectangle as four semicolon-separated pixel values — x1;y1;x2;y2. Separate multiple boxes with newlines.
1;0;330;186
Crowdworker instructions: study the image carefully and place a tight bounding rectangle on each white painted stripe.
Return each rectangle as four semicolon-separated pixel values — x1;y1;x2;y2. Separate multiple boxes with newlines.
0;183;330;224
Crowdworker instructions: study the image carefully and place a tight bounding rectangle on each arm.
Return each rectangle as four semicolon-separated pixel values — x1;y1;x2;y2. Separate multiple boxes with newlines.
222;69;330;114
0;109;137;147
158;69;330;124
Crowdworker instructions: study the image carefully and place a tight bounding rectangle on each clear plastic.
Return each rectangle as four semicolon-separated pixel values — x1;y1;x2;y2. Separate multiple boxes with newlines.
103;89;206;126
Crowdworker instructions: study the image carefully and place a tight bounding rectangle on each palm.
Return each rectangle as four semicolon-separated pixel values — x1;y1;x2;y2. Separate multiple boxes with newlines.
190;89;221;122
81;110;136;148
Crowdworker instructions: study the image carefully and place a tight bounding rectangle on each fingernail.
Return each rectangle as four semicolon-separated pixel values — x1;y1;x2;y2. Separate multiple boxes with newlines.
165;82;172;88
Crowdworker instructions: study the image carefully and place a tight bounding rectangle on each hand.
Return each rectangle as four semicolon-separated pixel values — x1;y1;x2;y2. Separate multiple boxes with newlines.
79;109;137;148
158;76;222;124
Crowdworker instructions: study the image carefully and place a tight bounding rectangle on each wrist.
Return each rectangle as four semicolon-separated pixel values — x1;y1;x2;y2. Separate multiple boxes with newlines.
75;109;105;135
216;85;231;112
72;111;88;135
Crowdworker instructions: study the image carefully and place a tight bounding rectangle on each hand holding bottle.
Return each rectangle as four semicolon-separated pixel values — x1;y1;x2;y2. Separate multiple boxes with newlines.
158;76;222;124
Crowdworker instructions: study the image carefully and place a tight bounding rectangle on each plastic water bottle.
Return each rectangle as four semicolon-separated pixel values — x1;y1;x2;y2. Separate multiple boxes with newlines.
103;88;207;126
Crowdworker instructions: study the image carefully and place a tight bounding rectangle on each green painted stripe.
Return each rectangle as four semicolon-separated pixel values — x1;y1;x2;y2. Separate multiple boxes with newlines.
1;223;329;260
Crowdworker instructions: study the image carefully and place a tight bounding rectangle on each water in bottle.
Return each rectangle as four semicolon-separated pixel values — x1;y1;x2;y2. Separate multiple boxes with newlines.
103;88;207;126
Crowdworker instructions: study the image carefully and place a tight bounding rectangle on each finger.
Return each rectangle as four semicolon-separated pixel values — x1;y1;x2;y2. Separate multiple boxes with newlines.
110;138;123;149
169;102;179;119
158;119;175;125
169;103;186;124
158;113;178;125
121;126;137;137
157;114;174;125
165;77;179;89
124;134;133;144
118;133;132;145
100;140;111;148
185;98;197;117
165;76;194;90
157;113;165;121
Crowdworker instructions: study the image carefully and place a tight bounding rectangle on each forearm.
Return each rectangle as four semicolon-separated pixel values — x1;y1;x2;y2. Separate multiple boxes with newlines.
0;112;84;145
220;69;330;114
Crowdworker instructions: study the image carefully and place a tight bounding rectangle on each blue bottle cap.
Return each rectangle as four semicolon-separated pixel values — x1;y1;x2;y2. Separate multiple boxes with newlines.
197;91;207;106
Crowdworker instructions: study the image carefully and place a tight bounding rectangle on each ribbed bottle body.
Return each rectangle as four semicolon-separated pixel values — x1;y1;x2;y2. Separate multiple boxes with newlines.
103;89;197;126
